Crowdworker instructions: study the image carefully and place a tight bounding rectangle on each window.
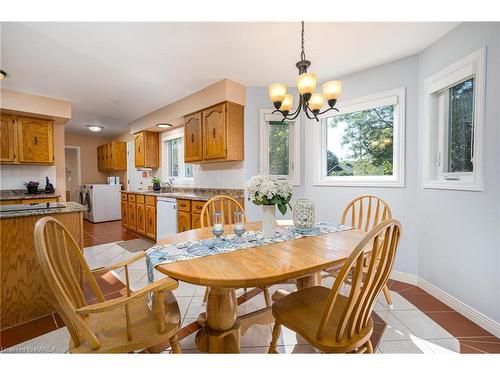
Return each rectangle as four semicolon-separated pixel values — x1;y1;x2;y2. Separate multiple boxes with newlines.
313;87;405;187
422;48;485;191
260;110;300;185
161;129;194;183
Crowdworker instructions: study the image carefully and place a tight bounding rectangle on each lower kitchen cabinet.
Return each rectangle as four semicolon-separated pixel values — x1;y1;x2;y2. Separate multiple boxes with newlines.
121;192;156;240
177;210;191;233
191;212;201;229
145;205;156;240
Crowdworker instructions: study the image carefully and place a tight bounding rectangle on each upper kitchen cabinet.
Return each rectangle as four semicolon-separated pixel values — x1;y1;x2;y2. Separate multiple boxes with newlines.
134;131;159;168
184;112;203;162
0;114;17;163
0;115;54;165
184;101;244;164
97;141;126;171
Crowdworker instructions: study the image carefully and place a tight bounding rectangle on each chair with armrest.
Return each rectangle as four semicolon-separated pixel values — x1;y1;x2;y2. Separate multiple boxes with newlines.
33;216;182;353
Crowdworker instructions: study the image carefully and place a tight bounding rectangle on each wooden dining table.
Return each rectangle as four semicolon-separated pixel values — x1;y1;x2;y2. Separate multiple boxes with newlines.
155;221;366;353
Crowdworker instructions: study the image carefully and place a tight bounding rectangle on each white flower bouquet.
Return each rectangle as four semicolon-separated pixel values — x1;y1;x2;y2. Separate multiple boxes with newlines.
246;175;293;215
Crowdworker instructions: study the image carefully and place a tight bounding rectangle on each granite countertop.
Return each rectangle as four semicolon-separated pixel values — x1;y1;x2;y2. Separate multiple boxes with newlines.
124;190;245;202
0;191;61;201
0;202;86;219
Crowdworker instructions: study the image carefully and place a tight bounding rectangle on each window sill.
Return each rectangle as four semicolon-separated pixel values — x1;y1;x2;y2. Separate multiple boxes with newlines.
313;177;405;188
422;180;483;192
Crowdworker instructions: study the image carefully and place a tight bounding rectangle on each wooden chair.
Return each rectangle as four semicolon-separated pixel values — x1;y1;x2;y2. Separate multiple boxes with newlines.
324;195;393;307
269;219;401;354
200;195;272;307
33;216;182;353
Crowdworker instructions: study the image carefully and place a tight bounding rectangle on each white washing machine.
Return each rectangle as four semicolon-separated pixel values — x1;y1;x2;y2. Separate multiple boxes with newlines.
81;184;122;223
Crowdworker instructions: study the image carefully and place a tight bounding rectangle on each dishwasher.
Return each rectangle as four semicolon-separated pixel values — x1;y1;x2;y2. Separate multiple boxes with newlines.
156;197;178;241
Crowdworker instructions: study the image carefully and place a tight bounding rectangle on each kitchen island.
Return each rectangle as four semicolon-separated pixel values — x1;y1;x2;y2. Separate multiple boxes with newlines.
0;202;86;330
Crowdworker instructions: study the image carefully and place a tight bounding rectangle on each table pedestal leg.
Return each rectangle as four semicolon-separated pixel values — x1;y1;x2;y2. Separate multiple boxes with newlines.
195;287;240;353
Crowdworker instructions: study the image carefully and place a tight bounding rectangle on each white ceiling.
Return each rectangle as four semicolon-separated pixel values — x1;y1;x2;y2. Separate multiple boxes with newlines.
0;22;458;136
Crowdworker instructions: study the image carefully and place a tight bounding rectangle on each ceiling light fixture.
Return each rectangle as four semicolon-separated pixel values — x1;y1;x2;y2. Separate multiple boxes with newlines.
156;123;173;129
268;22;342;122
0;70;7;80
87;125;104;132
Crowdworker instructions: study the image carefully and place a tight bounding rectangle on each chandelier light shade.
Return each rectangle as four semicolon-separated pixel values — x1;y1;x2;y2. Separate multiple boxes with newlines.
268;22;342;122
268;83;287;109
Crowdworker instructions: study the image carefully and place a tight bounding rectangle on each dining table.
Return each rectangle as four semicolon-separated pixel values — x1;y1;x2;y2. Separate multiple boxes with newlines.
155;221;366;353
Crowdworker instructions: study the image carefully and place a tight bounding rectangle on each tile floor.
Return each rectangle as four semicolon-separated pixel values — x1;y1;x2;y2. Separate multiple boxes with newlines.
2;226;499;354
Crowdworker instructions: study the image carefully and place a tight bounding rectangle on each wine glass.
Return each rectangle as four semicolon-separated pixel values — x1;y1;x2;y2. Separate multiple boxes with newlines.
233;211;245;243
212;212;224;244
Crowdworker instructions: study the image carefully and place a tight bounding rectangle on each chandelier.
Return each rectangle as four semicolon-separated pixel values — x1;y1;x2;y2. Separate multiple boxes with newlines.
268;22;342;122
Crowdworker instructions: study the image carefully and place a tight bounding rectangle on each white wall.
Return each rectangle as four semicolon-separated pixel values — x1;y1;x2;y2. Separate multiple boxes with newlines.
0;164;57;190
417;22;500;323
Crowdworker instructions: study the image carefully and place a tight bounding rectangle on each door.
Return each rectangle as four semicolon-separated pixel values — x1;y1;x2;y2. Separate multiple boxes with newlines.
64;146;81;202
145;205;156;240
177;211;191;232
203;103;226;160
136;203;146;235
17;117;54;164
134;132;145;167
127;142;143;191
121;200;128;228
0;114;17;163
128;201;137;231
184;112;203;162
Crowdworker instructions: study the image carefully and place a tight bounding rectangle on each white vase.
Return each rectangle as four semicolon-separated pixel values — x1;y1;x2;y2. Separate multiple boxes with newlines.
262;204;276;238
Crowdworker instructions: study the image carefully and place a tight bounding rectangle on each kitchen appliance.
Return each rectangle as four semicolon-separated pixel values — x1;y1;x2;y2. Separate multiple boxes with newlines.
81;184;122;223
156;197;177;240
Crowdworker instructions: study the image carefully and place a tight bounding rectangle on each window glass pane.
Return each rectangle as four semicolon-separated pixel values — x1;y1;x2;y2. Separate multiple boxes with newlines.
268;121;290;176
326;105;394;176
167;139;180;177
447;78;474;173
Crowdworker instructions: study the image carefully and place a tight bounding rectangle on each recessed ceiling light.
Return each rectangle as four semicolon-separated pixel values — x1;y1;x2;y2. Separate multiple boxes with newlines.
0;70;7;80
87;125;104;132
157;123;173;129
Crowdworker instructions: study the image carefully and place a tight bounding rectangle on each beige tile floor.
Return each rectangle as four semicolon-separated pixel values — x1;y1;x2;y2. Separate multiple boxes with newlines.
4;241;463;354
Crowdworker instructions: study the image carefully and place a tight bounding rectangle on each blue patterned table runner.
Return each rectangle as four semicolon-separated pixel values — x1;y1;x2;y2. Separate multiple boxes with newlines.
146;222;352;284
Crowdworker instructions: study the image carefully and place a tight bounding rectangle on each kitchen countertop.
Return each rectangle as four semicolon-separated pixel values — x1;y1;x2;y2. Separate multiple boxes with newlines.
0;201;86;219
124;190;245;202
0;191;61;201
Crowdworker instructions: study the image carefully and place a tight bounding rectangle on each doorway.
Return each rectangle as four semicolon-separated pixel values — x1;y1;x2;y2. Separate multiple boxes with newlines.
64;146;81;202
127;141;143;191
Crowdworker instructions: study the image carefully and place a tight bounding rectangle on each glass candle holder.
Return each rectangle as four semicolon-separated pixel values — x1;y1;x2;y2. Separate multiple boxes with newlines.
233;211;245;243
212;212;224;243
293;199;315;232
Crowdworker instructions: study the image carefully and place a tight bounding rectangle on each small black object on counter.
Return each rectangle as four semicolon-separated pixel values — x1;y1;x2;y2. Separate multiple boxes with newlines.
44;176;55;194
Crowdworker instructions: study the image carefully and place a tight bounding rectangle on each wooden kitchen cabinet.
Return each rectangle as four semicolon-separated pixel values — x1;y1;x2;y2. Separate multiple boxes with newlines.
0;114;17;163
184;112;203;162
121;200;128;228
1;114;54;165
128;201;137;231
191;213;201;229
134;131;159;168
183;101;244;164
136;203;146;235
97;141;126;172
17;116;54;164
145;205;156;240
177;210;191;233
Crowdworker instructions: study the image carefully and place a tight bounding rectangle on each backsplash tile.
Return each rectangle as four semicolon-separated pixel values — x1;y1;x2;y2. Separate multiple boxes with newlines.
0;165;57;190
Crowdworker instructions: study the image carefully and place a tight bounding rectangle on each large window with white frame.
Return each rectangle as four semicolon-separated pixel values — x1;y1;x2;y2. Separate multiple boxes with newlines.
422;47;485;191
313;87;405;187
260;109;300;185
161;129;194;183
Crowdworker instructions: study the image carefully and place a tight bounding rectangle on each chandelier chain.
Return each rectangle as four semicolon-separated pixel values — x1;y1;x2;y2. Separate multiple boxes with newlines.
300;21;305;61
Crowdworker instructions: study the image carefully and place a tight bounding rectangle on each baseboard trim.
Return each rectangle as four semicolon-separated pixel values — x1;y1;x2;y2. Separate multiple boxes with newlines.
389;270;500;338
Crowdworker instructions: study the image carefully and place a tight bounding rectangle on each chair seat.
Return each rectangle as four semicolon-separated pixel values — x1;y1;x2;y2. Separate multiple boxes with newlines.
70;291;181;353
272;286;373;353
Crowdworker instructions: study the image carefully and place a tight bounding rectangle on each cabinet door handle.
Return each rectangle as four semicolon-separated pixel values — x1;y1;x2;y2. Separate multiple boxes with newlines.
34;137;38;145
191;134;194;143
212;128;216;138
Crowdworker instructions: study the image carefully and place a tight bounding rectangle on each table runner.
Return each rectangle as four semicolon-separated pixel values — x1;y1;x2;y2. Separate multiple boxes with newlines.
146;222;352;284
